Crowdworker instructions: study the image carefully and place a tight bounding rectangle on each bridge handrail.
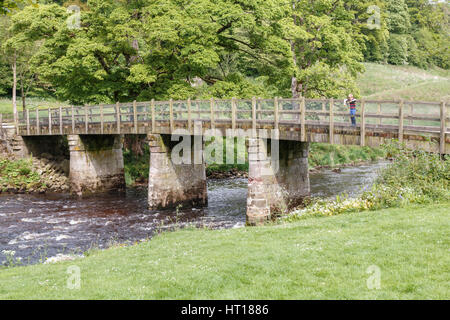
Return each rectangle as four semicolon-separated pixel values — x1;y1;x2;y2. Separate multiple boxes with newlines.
3;97;449;154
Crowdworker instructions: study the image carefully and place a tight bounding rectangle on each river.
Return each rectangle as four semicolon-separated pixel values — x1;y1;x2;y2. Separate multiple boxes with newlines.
0;162;388;265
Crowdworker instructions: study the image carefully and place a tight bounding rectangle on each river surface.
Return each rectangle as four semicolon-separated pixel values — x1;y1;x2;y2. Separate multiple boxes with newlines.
0;162;388;265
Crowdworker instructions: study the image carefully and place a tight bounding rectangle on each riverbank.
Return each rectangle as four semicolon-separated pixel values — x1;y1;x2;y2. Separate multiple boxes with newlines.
0;155;69;194
0;201;448;299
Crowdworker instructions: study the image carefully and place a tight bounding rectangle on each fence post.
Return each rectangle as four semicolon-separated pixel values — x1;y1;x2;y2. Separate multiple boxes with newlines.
329;98;334;144
116;102;121;134
169;99;174;133
36;108;40;135
151;99;155;133
398;99;404;143
133;100;138;134
440;101;447;155
71;106;75;133
377;103;381;126
409;104;414;125
252;97;257;133
100;104;104;134
48;108;52;135
274;97;279;131
232;97;236;132
187;98;192;134
26;109;30;135
85;105;89;134
210;98;215;130
300;97;306;142
0;113;2;131
59;106;63;135
360;99;366;146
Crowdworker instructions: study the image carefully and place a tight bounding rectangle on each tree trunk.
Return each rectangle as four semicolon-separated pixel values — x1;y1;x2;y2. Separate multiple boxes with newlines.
12;51;17;125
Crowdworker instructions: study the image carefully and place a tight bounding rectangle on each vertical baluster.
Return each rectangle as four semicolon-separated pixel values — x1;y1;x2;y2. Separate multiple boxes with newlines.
151;99;155;133
59;106;63;135
133;100;138;134
187;98;192;133
300;97;306;142
85;105;88;134
210;98;215;130
274;97;279;131
440;101;447;155
116;102;121;134
360;99;366;146
48;108;52;135
329;98;334;144
398;100;404;143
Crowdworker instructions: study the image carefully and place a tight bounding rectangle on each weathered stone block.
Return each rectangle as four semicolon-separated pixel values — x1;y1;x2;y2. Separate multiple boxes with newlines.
68;135;125;196
246;138;310;225
148;134;207;210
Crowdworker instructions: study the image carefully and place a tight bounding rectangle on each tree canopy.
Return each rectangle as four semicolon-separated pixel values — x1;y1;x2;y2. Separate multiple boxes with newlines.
0;0;448;105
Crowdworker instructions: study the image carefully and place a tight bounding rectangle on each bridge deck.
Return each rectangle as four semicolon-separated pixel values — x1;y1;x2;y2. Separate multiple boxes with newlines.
3;97;449;154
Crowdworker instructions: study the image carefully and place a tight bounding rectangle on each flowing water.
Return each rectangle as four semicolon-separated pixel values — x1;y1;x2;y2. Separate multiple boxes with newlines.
0;161;388;265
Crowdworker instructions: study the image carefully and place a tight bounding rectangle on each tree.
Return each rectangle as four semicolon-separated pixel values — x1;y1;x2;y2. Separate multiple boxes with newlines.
286;0;365;98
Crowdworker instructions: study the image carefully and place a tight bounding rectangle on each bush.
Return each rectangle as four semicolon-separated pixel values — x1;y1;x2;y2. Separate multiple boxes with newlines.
285;141;449;221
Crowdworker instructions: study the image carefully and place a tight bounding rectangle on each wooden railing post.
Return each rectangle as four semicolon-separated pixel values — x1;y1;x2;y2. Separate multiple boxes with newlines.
210;98;215;130
84;105;89;134
252;96;257;133
99;104;104;134
274;97;279;131
169;99;174;132
48;108;52;135
151;99;155;133
116;102;121;134
300;97;306;142
26;109;30;135
398;99;404;143
231;97;236;132
257;97;262;120
36;108;40;135
133;100;138;134
187;98;192;133
329;98;334;144
59;106;63;135
440;101;447;155
71;106;75;133
409;104;414;125
377;103;381;126
0;113;2;131
360;99;366;146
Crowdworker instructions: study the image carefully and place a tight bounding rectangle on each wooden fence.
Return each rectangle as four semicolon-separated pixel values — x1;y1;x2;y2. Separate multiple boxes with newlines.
2;97;449;154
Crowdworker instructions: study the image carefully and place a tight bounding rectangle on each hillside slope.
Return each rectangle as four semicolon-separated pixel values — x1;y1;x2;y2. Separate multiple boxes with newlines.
358;63;450;101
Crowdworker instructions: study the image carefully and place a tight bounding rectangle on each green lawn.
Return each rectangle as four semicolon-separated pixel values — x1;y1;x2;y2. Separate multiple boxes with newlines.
1;202;448;299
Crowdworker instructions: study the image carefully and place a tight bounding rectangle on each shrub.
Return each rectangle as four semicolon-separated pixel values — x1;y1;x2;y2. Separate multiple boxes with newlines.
285;140;449;221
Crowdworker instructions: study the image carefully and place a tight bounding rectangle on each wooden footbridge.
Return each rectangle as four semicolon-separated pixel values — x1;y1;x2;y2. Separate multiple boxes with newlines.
4;97;449;154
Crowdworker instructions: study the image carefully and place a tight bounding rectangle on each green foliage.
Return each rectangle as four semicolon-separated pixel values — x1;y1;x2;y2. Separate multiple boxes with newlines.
0;157;43;192
308;143;385;167
387;34;409;65
287;141;450;221
123;143;149;185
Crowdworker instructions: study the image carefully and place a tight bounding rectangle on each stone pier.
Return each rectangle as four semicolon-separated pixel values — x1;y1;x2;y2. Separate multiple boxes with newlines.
247;137;310;226
68;135;125;196
148;133;207;210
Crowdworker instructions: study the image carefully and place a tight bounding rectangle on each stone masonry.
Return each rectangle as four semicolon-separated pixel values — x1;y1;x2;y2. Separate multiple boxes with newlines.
148;133;207;210
247;137;310;226
68;134;125;196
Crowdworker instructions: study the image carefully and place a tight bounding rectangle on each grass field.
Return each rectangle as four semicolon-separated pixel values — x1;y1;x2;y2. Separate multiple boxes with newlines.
0;202;448;299
358;63;450;102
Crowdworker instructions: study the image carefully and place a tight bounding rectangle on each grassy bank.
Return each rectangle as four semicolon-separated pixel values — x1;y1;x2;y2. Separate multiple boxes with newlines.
358;63;450;101
308;143;385;168
0;202;448;299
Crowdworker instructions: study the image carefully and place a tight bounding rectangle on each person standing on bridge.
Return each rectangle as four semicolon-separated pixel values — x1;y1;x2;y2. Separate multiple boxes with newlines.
344;94;357;127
